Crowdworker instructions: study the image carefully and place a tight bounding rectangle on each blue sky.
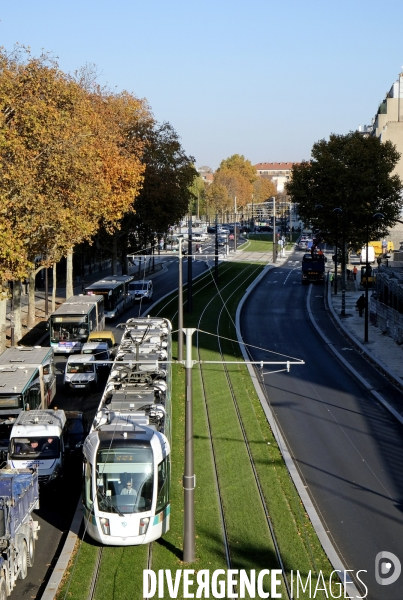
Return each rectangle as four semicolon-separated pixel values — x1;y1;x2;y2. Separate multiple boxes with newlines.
1;0;403;170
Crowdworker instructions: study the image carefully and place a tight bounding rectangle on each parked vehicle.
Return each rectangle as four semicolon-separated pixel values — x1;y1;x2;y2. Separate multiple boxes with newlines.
360;246;375;264
0;468;40;594
127;280;153;302
64;355;98;392
49;295;105;354
8;410;67;485
84;275;135;319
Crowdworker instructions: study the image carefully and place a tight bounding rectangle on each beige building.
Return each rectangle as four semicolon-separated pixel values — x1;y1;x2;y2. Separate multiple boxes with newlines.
362;73;403;247
254;162;296;193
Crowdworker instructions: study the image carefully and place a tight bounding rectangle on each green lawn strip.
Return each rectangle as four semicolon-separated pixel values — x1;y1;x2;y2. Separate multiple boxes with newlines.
93;546;148;600
56;537;100;600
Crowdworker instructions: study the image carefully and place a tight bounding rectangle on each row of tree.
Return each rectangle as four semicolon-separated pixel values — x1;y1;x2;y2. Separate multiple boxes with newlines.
192;154;277;218
0;46;196;349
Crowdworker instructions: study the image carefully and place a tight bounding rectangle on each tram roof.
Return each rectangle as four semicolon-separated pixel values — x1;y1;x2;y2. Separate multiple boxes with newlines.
98;430;154;445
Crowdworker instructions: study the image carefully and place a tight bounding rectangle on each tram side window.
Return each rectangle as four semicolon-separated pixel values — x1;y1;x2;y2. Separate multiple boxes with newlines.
83;463;93;509
156;457;170;513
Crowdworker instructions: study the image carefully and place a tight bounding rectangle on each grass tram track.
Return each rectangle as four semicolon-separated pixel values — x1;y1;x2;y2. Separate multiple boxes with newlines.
57;259;337;600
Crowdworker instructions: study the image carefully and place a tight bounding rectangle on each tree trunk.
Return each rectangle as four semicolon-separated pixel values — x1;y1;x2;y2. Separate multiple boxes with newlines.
13;281;22;343
66;249;73;299
112;234;118;275
0;289;7;353
52;263;57;312
27;270;37;328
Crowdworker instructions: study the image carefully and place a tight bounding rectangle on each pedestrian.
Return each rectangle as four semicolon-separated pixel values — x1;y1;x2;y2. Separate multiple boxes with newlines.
356;294;365;317
195;244;199;254
198;245;202;254
353;266;358;280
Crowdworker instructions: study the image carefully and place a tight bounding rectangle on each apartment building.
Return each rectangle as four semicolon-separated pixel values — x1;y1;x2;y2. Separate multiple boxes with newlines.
254;162;296;192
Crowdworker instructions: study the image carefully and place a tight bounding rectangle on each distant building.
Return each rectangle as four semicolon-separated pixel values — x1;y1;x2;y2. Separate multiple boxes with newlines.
197;168;214;185
360;72;403;247
254;162;297;192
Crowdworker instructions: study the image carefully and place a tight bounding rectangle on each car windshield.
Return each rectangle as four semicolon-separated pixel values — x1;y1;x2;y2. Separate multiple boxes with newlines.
67;362;95;373
129;283;148;291
96;447;154;514
10;436;60;459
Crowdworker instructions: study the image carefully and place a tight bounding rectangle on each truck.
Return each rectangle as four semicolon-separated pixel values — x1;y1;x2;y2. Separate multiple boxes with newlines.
8;410;67;485
302;252;326;284
0;468;39;598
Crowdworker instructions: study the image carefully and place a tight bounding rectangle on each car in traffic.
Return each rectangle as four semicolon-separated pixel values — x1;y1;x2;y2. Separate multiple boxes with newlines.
81;341;112;373
217;236;226;246
87;330;117;356
63;355;98;392
64;411;90;455
127;280;153;302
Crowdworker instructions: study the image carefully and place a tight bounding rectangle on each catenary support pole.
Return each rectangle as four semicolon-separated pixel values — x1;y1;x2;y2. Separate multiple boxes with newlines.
365;223;369;343
183;327;196;562
187;217;192;313
178;238;184;362
272;196;277;264
215;213;219;283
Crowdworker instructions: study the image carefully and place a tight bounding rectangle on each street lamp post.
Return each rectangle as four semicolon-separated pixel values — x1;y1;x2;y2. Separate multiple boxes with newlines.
332;208;343;295
365;213;384;342
272;197;277;264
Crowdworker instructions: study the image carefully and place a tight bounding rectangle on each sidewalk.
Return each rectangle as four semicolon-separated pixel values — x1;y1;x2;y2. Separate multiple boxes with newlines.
328;277;403;386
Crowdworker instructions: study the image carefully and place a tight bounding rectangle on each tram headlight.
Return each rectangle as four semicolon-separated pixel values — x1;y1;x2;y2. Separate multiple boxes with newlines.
100;517;110;535
139;517;150;535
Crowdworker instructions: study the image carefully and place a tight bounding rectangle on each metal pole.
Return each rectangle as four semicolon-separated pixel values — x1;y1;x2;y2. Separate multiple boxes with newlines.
215;213;219;283
341;227;346;316
365;223;369;343
334;217;338;295
178;239;184;361
234;197;237;252
187;218;192;313
183;327;196;563
272;197;277;263
10;281;14;347
45;267;49;317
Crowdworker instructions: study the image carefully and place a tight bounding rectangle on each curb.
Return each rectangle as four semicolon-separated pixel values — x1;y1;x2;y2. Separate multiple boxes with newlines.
235;262;360;599
325;282;403;425
41;501;83;600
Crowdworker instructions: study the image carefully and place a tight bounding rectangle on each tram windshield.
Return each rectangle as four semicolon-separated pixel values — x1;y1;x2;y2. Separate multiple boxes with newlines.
96;447;154;514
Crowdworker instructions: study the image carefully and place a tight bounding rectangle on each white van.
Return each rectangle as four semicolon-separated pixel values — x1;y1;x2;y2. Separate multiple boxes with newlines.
63;355;98;392
127;280;153;302
8;409;67;485
360;246;375;264
81;341;111;373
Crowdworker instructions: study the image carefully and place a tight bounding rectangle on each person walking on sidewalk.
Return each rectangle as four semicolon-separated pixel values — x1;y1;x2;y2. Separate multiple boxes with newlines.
356;294;365;317
353;266;358;281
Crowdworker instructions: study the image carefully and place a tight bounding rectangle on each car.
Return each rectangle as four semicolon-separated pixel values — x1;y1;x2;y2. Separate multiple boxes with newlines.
64;411;90;455
298;240;308;250
218;227;230;234
191;233;203;242
87;330;117;356
217;236;226;246
81;341;112;373
207;225;217;233
63;355;98;392
127;280;153;302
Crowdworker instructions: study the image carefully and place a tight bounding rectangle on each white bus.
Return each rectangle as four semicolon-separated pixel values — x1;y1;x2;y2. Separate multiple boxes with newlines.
84;275;135;319
49;295;105;354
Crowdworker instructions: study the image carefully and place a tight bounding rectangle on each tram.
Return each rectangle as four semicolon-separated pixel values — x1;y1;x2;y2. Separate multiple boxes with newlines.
82;317;172;545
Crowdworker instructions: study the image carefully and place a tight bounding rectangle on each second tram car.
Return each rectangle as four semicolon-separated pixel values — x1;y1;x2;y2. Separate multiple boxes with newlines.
82;317;172;545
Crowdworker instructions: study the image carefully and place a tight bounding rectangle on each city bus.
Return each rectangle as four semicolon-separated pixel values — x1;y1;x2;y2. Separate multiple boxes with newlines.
84;275;135;319
0;346;57;457
49;295;105;354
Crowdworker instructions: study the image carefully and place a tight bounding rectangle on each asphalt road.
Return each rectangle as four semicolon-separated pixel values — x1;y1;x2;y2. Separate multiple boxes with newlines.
13;256;210;600
240;250;403;600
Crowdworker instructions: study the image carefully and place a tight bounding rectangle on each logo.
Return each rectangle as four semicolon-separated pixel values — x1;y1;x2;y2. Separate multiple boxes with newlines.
121;521;127;528
375;551;401;585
